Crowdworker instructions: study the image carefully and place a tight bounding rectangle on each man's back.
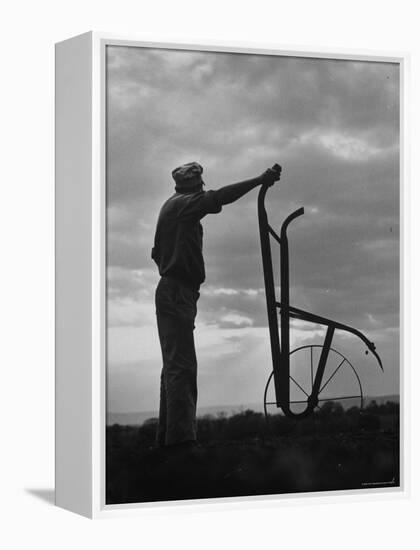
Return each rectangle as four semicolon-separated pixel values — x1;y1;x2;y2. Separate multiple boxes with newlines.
152;190;222;288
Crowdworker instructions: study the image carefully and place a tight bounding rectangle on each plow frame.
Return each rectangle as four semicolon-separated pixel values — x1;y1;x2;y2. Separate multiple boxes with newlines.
258;182;383;419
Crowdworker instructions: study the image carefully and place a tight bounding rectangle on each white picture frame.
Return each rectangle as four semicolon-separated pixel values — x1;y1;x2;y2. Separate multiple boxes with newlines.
55;31;408;518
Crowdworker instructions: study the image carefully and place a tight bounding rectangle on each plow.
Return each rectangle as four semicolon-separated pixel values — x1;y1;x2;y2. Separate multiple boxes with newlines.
258;165;383;419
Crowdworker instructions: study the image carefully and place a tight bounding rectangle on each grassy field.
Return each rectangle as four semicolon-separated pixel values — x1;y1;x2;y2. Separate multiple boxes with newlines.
106;401;399;504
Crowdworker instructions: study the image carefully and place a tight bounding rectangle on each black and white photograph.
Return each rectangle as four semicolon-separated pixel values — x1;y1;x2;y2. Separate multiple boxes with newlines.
105;45;400;504
5;0;420;541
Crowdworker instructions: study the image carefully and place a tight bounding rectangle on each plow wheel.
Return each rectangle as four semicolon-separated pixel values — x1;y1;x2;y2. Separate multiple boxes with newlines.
264;345;363;419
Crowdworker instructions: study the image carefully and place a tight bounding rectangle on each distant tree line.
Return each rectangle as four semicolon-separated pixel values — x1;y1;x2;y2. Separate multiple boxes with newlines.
107;400;399;448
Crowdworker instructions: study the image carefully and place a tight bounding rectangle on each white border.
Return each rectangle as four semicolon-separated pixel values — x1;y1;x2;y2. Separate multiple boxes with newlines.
92;31;104;519
55;32;94;517
90;32;408;518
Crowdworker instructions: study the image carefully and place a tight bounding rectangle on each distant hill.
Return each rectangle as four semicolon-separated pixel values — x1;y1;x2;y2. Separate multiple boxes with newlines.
107;394;399;426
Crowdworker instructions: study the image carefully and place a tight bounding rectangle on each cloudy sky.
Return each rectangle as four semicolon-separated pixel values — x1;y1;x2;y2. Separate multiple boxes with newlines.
106;45;399;415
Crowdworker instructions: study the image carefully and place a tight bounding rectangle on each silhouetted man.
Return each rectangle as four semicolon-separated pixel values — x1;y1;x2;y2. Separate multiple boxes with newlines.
152;162;281;449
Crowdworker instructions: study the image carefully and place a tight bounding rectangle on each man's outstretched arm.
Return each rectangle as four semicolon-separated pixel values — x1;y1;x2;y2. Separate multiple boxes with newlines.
214;167;281;206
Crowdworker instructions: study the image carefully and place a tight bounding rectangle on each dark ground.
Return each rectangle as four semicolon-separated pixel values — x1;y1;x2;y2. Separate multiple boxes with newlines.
106;401;399;504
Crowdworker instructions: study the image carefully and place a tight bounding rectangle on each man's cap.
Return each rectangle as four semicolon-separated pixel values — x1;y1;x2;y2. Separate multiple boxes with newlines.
172;162;203;186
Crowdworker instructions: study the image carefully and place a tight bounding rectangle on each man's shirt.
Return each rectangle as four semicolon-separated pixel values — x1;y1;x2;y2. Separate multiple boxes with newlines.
152;190;222;288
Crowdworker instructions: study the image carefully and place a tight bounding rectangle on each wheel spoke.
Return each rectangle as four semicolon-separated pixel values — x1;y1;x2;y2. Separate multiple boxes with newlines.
310;346;314;388
290;375;309;397
317;395;361;402
268;396;361;406
319;358;346;394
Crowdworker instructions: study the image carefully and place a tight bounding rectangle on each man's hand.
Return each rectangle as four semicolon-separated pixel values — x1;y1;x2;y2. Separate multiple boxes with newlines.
260;164;282;187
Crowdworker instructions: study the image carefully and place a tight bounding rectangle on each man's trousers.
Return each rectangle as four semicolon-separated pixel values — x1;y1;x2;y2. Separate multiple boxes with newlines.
155;276;200;446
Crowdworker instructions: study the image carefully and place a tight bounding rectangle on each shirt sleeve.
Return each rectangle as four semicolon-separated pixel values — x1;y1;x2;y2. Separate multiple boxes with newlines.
177;190;222;220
